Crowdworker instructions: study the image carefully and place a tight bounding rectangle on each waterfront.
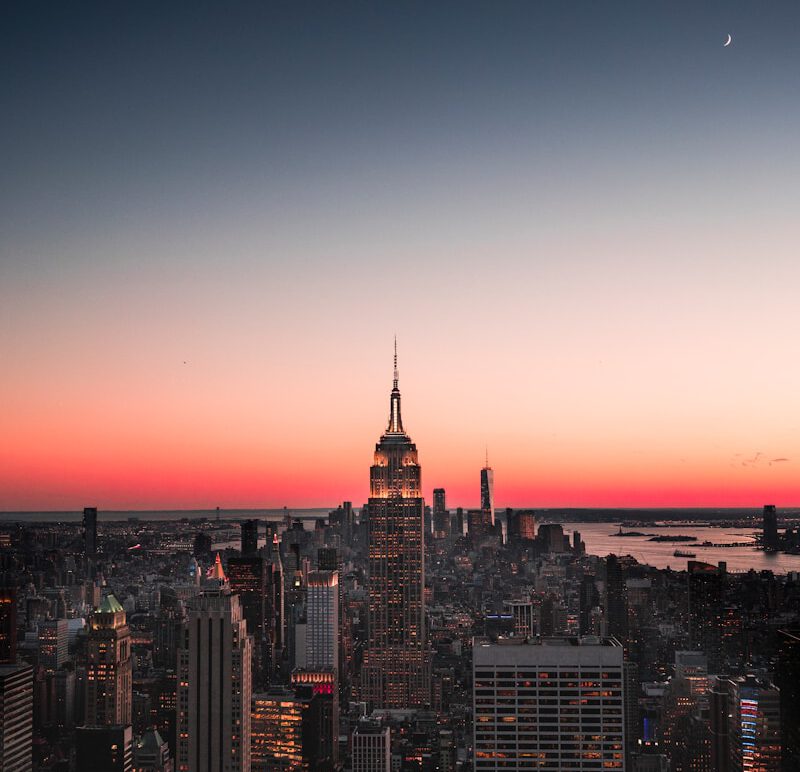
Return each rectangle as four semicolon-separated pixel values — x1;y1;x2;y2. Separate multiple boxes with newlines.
563;521;800;573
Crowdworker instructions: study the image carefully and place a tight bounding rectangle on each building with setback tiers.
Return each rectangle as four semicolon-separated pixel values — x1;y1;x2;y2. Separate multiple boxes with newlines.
86;594;132;726
362;346;430;709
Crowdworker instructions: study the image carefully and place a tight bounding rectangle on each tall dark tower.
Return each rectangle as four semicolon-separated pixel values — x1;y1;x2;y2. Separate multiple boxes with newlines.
362;343;429;709
241;519;259;557
83;507;98;577
763;504;779;551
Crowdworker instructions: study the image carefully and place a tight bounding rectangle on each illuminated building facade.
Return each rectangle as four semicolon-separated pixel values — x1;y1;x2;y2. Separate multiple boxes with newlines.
37;619;68;674
473;636;626;771
86;594;132;726
176;585;252;772
251;688;314;772
362;347;430;709
725;675;780;772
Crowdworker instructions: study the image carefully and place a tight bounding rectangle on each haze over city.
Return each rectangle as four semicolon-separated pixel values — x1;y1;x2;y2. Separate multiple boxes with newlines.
3;2;800;510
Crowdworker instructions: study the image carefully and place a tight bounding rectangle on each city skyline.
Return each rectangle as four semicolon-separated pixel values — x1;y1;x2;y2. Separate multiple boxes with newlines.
3;2;800;510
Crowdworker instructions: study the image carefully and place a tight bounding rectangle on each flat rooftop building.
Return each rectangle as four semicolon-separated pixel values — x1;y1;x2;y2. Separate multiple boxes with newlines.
473;636;626;771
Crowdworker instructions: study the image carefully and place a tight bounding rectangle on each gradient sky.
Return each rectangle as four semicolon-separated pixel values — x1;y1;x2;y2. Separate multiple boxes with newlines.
2;1;799;510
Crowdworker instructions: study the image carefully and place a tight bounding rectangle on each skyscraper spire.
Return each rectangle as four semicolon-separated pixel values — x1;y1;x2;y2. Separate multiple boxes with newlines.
387;337;404;434
393;335;398;390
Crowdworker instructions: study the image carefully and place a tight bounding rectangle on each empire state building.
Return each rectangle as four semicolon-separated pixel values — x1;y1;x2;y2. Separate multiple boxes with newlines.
362;346;430;709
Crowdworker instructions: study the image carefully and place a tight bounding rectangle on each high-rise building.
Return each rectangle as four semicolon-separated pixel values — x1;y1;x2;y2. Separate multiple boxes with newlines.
777;629;800;771
362;346;429;709
305;571;338;674
606;555;629;642
473;636;626;771
84;506;98;568
268;534;285;672
725;675;780;771
227;556;269;689
503;600;534;637
352;720;391;772
0;663;33;772
37;619;68;674
480;457;495;528
241;520;259;557
687;561;724;671
317;548;338;571
763;505;779;551
433;488;449;537
251;686;332;772
0;585;16;664
86;594;132;726
76;724;133;772
176;585;252;772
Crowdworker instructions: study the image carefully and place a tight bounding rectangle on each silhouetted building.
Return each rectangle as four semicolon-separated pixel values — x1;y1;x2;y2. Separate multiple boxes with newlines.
606;554;629;641
432;488;448;536
193;532;212;561
317;548;337;571
579;574;600;635
177;585;252;772
777;629;800;772
227;556;268;689
241;519;259;557
362;346;429;709
86;594;132;727
688;561;724;671
306;571;338;674
77;724;133;772
763;505;779;551
0;663;33;772
84;506;98;575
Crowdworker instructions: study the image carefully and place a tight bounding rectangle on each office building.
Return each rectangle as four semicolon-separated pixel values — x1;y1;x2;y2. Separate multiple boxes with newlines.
86;594;132;726
305;571;338;674
606;555;629;641
503;600;534;638
725;675;780;771
0;663;33;772
76;724;133;772
241;519;259;557
251;687;328;772
473;636;626;770
317;548;338;571
352;720;391;772
37;619;68;674
177;585;252;772
362;346;430;709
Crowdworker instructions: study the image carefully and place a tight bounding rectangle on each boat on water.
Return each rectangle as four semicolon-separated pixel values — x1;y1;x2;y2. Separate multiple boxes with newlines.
673;549;697;558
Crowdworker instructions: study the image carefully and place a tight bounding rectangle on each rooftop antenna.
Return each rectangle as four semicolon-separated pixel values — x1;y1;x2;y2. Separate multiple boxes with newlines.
393;335;398;390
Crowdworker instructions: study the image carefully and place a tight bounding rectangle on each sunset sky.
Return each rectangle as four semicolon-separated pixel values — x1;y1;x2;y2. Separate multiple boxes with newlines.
2;2;799;510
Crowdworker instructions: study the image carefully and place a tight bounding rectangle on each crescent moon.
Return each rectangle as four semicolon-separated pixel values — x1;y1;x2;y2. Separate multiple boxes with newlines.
724;33;732;47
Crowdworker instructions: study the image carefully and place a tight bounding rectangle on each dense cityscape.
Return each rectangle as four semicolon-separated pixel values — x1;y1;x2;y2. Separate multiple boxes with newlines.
1;362;799;772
